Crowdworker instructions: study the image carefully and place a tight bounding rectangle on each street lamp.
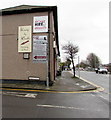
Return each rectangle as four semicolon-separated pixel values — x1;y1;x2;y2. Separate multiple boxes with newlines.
77;56;80;78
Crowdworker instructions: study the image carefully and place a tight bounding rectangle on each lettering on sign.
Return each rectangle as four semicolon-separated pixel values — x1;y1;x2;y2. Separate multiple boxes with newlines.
33;36;48;63
18;26;32;52
33;16;48;33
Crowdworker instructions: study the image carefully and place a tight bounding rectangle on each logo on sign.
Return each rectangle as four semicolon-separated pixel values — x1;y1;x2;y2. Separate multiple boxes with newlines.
33;16;48;33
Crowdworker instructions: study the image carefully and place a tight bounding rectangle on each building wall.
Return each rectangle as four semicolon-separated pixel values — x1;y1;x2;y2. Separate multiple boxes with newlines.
49;12;56;81
2;11;56;81
0;16;2;79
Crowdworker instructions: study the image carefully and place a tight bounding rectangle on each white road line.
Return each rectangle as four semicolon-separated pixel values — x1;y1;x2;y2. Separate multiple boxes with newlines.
3;92;37;98
14;93;37;98
25;93;37;98
37;104;86;110
36;104;102;112
91;93;109;101
91;94;95;97
99;95;109;101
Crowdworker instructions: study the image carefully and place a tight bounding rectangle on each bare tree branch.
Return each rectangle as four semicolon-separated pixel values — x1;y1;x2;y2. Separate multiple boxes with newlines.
62;42;79;77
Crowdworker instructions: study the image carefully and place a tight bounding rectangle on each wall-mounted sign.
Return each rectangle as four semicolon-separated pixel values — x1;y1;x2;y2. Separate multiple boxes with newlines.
33;16;48;33
18;26;32;52
33;36;48;63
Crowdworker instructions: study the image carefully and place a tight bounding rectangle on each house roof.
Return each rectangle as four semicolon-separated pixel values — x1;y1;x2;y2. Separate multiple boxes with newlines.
1;5;54;13
1;5;60;56
1;5;48;11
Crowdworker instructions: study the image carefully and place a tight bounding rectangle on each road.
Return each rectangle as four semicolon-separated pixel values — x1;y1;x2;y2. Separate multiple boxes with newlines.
76;70;110;102
2;71;110;119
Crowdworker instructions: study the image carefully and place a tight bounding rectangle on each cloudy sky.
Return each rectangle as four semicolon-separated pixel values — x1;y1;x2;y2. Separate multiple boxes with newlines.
0;0;109;64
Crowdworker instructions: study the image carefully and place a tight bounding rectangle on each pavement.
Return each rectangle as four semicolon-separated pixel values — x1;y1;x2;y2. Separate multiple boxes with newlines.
2;71;98;92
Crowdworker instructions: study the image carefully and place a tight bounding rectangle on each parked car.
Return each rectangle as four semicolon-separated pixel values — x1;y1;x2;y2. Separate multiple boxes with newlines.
95;67;108;74
98;68;108;74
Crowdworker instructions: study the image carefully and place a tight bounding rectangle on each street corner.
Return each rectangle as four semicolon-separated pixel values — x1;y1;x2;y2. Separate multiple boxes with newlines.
1;72;104;94
75;75;104;93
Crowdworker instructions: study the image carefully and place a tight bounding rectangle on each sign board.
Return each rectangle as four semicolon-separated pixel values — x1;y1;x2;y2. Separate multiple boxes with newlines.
33;16;48;33
18;26;32;52
33;36;48;63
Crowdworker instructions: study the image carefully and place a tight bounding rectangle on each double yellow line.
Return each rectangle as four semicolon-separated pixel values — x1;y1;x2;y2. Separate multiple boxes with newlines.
1;87;103;94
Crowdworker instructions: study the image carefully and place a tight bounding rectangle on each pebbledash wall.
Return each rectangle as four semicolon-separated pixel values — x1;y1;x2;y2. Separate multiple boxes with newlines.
0;5;60;83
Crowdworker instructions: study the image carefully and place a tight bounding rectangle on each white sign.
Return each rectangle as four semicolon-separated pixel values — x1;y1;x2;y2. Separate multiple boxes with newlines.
33;16;48;33
18;26;32;52
33;36;48;63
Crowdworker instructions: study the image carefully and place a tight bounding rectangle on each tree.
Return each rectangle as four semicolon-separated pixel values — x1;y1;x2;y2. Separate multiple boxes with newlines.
87;53;101;70
62;42;79;77
76;60;89;69
59;62;66;71
65;58;71;69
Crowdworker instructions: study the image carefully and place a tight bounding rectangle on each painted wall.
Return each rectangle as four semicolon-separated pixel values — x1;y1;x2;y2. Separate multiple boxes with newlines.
2;11;56;81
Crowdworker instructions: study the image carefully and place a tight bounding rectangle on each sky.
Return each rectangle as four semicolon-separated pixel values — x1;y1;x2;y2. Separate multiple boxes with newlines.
0;0;110;64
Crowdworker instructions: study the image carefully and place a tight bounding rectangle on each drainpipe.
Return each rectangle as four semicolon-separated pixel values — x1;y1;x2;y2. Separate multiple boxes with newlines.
46;9;51;88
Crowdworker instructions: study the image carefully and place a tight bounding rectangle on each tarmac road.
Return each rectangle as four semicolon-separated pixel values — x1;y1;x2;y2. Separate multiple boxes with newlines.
2;71;110;119
75;70;110;102
75;70;109;91
2;91;109;118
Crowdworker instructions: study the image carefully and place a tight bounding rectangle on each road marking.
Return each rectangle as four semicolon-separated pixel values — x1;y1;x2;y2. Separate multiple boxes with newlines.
75;83;80;85
80;85;90;88
91;93;109;101
91;94;95;97
1;71;104;94
76;75;99;88
1;87;99;94
69;71;98;87
36;104;102;112
99;95;109;101
3;91;37;98
69;71;104;92
37;104;86;110
25;93;37;98
75;75;104;92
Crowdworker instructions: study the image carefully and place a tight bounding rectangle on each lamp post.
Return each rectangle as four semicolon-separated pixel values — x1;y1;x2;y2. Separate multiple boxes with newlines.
78;56;80;78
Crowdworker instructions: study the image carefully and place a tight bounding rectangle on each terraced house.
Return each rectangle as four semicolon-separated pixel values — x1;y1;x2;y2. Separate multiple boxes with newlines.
0;5;60;85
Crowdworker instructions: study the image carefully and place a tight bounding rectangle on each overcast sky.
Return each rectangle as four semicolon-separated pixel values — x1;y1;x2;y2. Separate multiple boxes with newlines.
0;0;109;64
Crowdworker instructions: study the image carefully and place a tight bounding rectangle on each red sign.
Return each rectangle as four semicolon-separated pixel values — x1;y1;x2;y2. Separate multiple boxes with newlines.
34;56;46;59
